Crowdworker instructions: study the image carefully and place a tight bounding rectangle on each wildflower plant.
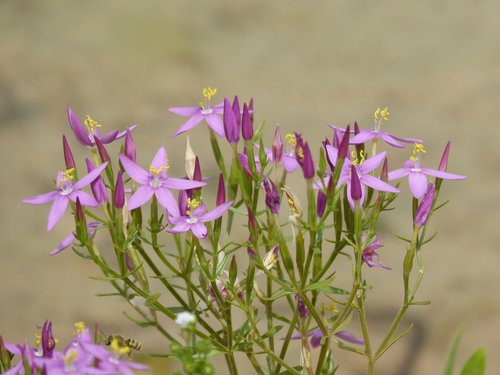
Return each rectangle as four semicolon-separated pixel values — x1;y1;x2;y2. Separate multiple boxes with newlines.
12;90;468;375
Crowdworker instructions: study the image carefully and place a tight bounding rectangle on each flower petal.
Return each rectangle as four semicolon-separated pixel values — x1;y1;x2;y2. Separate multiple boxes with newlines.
191;222;208;239
166;221;191;233
172;113;204;136
155;188;180;216
50;232;76;256
334;330;364;345
408;172;428;199
350;130;376;145
422;168;467;180
73;162;108;190
379;132;405;148
200;201;233;222
359;151;386;173
69;190;100;207
151;147;167;170
23;191;58;204
128;185;155;210
119;154;149;184
97;130;119;144
388;167;411;181
205;113;225;137
169;106;200;117
67;106;92;146
282;154;299;173
47;196;69;231
162;177;206;190
115;124;138;139
362;174;400;193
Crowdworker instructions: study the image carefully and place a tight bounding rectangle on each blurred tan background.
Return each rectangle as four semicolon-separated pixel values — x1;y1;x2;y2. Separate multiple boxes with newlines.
1;1;499;374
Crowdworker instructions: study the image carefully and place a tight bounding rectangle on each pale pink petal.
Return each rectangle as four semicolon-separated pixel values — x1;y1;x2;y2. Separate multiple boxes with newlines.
98;130;119;144
162;178;206;190
191;222;208;239
73;162;108;190
200;201;233;222
115;124;138;139
119;154;149;184
362;175;400;193
47;197;69;231
166;221;191;233
23;191;58;204
168;215;188;225
379;132;405;148
350;130;377;145
50;232;76;255
422;168;467;180
128;185;155;210
388;168;411;181
172;113;204;136
205;114;225;137
359;152;386;173
69;191;100;207
408;172;428;199
325;145;338;167
283;154;299;173
155;188;179;216
169;106;200;117
151;147;167;170
68;106;92;146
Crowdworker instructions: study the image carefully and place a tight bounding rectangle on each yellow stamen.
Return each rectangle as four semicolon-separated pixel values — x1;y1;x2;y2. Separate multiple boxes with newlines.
351;150;366;166
64;349;79;365
285;134;297;148
149;163;169;176
186;198;201;216
409;143;426;161
74;321;86;334
35;333;41;347
57;168;75;188
202;87;217;100
374;107;390;122
296;146;304;159
84;115;102;133
110;337;131;356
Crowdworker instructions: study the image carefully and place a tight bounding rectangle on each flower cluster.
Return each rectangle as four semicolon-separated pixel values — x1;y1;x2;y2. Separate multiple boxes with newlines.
18;89;466;375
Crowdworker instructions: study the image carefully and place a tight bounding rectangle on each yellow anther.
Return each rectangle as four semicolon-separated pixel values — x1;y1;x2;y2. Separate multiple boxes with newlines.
202;87;217;100
84;115;102;133
285;134;297;147
186;198;200;215
110;337;131;356
351;150;366;166
35;333;41;347
74;321;86;334
64;349;79;365
296;146;304;159
412;143;426;155
57;168;75;188
149;163;169;176
282;186;302;217
374;107;390;122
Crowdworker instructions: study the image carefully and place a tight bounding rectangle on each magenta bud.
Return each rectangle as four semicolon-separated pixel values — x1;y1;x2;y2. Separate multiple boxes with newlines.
94;137;110;163
332;128;342;149
86;159;108;203
193;156;202;182
75;197;85;224
263;178;280;214
223;98;239;144
338;125;350;159
41;320;56;358
114;171;125;209
62;135;75;170
178;190;188;215
301;142;315;180
232;96;241;128
380;157;389;182
350;166;362;202
439;141;451;172
124;252;134;272
295;296;309;319
272;126;283;164
414;184;435;227
242;103;253;140
249;97;254;122
216;173;226;206
124;128;136;163
354;121;360;135
317;190;327;218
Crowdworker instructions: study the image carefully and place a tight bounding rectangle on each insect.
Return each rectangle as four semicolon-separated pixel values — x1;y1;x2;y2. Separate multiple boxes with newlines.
104;334;142;353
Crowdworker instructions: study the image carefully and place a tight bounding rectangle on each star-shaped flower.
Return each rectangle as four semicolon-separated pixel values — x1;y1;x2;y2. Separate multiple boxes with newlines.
23;163;108;231
119;147;206;215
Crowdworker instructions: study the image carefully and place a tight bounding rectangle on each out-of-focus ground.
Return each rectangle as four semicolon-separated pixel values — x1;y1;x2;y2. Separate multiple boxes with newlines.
1;1;499;374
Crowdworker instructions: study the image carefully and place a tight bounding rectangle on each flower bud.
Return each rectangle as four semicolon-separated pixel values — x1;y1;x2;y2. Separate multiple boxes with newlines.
301;142;314;180
263;178;280;214
62;135;75;170
178;190;188;216
241;103;253;140
414;184;435;227
439;141;451;172
317;190;327;218
193;156;202;182
272;126;283;164
295;296;309;319
75;197;86;224
216;173;226;206
380;157;389;182
338;125;350;159
41;320;56;358
223;98;239;144
86;159;108;203
124;128;136;163
114;171;125;209
94;137;110;163
232;96;241;128
350;166;362;203
185;136;196;180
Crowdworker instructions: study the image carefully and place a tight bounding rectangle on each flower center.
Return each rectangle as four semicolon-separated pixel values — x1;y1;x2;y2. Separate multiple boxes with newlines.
74;321;86;334
373;106;389;132
186;197;201;217
84;115;102;134
409;143;426;170
64;348;79;368
57;168;75;194
199;87;217;113
286;133;303;158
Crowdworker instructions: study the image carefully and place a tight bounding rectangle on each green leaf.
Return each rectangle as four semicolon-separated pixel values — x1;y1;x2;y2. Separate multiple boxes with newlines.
460;348;486;375
442;325;464;375
261;325;283;339
304;280;349;295
144;292;161;307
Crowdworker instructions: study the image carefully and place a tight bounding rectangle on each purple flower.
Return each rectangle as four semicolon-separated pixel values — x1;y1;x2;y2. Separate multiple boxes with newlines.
290;328;364;349
295;296;309;319
40;321;56;358
169;87;224;137
119;147;206;216
281;133;300;173
242;102;253;140
414;184;435;227
362;233;391;270
86;158;109;204
350;107;421;148
62;135;75;170
388;143;466;199
68;106;136;147
263;178;280;214
24;163;108;231
224;97;240;144
272;126;283;163
166;196;233;239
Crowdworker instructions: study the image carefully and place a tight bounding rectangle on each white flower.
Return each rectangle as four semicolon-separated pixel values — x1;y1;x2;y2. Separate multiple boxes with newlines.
175;311;196;328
